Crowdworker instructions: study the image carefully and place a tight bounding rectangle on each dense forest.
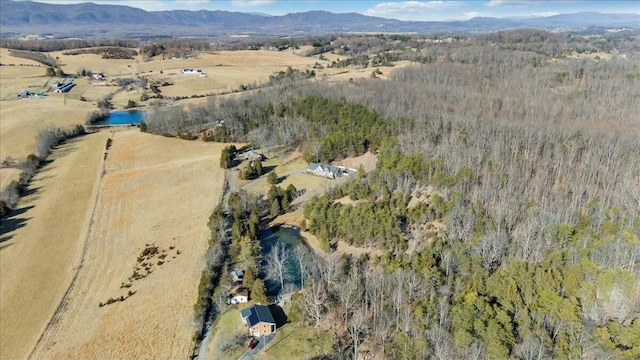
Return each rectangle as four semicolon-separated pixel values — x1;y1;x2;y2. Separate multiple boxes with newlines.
146;30;640;359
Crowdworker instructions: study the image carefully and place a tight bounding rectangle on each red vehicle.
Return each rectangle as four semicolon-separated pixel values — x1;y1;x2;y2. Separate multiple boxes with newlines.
248;337;259;349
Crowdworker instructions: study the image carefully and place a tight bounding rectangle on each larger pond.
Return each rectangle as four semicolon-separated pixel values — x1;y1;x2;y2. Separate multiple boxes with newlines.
260;225;305;296
94;110;146;125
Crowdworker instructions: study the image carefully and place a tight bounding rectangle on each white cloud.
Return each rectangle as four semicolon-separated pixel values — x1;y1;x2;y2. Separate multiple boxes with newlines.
365;1;465;20
231;0;275;7
485;0;525;7
486;0;562;7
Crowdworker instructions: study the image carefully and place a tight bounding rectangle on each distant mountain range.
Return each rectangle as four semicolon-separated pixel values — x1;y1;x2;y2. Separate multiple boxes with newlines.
1;0;639;38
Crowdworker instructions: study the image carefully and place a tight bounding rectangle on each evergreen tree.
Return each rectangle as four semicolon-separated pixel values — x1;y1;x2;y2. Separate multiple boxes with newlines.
251;279;268;304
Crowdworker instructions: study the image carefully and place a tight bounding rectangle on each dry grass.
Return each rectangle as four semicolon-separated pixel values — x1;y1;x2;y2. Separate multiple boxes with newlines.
260;323;333;360
50;50;142;77
0;167;22;188
0;131;110;359
137;50;320;97
335;151;378;173
29;130;227;359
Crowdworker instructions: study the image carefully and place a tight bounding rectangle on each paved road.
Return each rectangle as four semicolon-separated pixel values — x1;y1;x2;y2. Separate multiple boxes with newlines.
238;333;276;360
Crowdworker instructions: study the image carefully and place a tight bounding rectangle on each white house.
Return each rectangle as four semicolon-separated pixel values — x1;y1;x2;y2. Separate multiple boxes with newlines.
229;287;249;305
307;163;356;179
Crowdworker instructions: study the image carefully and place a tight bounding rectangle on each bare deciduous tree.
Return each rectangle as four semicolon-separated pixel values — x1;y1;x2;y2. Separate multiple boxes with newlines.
293;244;310;288
301;279;327;332
265;243;292;290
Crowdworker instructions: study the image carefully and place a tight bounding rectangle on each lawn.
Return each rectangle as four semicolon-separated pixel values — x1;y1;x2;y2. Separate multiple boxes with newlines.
260;323;333;360
208;305;248;360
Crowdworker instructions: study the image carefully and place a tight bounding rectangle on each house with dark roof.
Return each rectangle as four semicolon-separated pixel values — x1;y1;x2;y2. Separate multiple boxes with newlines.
240;304;276;336
307;163;356;179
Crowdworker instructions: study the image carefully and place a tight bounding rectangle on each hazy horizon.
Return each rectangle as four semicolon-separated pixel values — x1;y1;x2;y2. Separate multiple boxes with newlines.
13;0;640;22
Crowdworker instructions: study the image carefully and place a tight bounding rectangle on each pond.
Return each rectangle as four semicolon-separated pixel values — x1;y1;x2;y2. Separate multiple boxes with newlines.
260;225;306;296
94;110;146;125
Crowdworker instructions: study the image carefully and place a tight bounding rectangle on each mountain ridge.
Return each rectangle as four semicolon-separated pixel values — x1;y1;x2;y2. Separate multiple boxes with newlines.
1;0;638;38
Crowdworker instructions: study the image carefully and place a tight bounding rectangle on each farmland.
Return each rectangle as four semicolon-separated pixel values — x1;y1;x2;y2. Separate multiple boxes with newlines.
1;46;373;358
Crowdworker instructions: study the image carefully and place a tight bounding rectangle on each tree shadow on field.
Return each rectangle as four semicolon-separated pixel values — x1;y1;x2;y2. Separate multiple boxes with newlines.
0;205;34;242
0;242;15;250
36;159;55;174
263;165;277;175
22;186;42;197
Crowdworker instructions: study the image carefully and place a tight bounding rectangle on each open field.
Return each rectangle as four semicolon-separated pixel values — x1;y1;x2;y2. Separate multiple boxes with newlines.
0;48;97;162
137;50;322;97
0;131;110;359
29;130;227;359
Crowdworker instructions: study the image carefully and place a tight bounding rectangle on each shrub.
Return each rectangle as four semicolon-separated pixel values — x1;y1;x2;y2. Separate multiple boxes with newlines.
267;171;279;185
86;110;109;125
124;99;137;109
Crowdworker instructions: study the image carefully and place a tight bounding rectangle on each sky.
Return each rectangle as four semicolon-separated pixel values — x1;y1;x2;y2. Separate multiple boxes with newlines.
30;1;640;21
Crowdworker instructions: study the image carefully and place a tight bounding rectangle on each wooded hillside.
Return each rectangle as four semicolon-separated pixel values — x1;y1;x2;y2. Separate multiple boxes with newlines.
146;31;640;359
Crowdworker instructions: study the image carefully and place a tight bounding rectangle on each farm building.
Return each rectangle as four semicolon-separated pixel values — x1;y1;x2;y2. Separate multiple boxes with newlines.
17;89;30;98
240;304;276;337
55;82;75;93
181;68;202;75
307;163;356;179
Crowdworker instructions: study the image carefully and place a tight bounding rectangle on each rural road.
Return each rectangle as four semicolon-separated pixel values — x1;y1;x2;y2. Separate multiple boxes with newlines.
197;321;213;360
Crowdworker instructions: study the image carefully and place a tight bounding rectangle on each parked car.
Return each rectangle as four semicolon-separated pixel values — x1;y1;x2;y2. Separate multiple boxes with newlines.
248;337;259;349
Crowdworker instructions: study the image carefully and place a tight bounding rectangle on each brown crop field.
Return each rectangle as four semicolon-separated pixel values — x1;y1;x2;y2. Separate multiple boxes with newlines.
28;130;227;359
0;131;110;359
